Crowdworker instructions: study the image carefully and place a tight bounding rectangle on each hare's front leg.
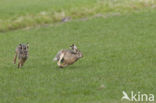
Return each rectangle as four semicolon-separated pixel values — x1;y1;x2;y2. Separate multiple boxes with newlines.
59;63;68;68
21;59;26;67
18;61;21;68
14;52;17;64
18;59;22;68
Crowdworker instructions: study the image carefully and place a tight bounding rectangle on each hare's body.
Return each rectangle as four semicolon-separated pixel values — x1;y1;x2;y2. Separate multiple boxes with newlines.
53;44;83;68
14;43;29;68
62;51;81;65
53;49;76;61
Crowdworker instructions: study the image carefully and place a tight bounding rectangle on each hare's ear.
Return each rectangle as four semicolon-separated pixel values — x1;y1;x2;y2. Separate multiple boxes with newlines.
69;44;74;49
26;43;29;48
72;44;77;50
70;44;74;47
18;44;22;48
74;45;77;49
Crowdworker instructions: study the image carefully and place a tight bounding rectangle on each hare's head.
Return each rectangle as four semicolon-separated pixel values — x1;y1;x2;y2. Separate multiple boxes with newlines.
19;43;29;58
18;43;29;51
70;44;77;51
70;44;83;58
76;50;83;58
22;43;29;51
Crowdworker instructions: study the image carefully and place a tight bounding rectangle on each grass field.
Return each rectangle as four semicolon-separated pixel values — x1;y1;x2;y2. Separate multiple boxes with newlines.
0;0;156;103
0;0;155;31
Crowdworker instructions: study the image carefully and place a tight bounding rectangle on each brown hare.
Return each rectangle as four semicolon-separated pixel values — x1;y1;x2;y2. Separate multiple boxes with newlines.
53;44;83;68
14;43;29;68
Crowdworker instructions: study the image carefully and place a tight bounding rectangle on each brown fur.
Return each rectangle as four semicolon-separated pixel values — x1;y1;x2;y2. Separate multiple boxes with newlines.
14;43;29;68
55;44;83;68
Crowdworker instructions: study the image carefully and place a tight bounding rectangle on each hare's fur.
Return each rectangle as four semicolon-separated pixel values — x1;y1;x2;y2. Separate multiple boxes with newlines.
14;43;29;68
54;44;83;68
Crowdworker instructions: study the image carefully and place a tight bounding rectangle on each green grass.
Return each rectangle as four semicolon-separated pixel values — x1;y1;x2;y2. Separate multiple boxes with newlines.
0;9;155;103
0;0;155;32
0;0;98;19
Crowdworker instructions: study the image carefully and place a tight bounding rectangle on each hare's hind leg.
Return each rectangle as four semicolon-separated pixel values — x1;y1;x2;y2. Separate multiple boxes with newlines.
57;53;64;67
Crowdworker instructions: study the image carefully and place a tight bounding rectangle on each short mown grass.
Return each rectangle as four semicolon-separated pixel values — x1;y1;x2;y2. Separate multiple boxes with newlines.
0;0;156;32
0;9;155;103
